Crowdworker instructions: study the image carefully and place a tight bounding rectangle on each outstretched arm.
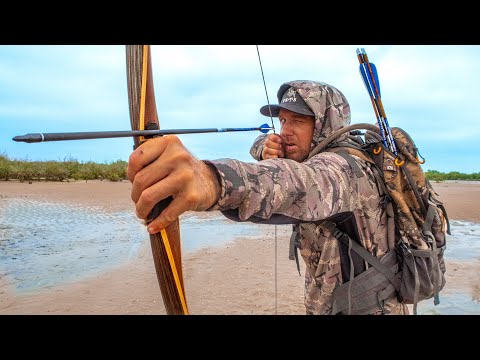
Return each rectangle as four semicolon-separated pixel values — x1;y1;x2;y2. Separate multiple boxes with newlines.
128;134;355;232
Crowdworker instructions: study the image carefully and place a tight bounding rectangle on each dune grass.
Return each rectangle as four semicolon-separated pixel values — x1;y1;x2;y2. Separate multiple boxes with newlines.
0;153;127;182
0;153;479;183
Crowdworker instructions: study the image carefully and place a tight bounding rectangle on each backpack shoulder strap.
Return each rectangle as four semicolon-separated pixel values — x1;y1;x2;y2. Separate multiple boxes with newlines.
308;123;381;159
327;146;390;196
326;146;376;177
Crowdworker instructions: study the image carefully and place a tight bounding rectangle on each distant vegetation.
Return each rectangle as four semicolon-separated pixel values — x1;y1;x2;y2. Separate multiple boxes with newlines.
424;170;480;182
0;153;479;183
0;153;127;182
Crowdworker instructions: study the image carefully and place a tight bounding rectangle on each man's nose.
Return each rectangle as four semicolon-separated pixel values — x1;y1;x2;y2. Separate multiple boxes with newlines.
280;121;293;136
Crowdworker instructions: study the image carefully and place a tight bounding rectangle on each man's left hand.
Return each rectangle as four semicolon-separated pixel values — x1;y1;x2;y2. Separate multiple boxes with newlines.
127;135;221;234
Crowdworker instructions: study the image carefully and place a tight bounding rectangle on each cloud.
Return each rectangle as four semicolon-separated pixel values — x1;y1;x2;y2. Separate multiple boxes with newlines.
1;45;479;173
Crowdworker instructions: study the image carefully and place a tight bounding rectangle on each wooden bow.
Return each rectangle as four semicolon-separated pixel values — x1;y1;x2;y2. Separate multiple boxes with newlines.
125;45;188;315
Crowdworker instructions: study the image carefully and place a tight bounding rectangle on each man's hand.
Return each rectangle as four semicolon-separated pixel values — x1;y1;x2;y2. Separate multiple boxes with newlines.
261;133;284;159
127;135;221;234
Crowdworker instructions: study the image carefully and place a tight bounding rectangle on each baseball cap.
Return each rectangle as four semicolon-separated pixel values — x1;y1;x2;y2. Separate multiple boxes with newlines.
260;86;315;117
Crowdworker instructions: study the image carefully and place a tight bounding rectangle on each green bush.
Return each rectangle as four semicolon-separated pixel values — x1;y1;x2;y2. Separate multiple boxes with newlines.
0;154;11;180
44;161;69;181
1;153;475;183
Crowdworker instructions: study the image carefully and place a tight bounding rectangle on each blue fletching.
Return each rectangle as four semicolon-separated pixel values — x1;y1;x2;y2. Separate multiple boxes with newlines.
359;64;375;98
370;63;381;98
259;123;271;133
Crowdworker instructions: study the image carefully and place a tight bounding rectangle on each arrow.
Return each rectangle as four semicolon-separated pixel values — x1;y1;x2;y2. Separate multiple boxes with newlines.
12;124;273;143
356;48;398;156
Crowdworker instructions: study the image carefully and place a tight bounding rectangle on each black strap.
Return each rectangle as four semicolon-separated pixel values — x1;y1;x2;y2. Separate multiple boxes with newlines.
347;237;354;314
423;204;442;307
422;203;437;233
288;226;301;276
403;165;428;216
322;221;399;285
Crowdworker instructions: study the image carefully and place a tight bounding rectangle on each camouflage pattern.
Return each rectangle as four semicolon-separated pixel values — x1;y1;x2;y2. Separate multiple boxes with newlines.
249;133;268;161
366;127;448;306
207;81;408;315
369;127;448;251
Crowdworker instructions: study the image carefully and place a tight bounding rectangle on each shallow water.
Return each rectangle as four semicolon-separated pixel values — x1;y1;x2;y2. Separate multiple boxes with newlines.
416;293;480;315
0;198;263;293
442;220;480;262
181;213;264;252
0;198;145;291
415;220;480;315
0;199;479;315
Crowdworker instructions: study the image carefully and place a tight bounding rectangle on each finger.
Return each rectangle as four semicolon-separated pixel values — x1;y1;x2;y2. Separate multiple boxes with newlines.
141;170;203;233
135;175;175;220
267;134;285;157
265;138;284;151
134;165;194;220
265;140;282;151
277;148;284;158
267;133;283;144
263;147;278;159
127;137;168;183
263;146;284;159
146;196;191;234
130;155;170;204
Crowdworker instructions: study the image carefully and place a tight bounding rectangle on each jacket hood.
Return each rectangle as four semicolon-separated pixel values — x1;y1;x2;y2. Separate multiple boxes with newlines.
275;80;351;149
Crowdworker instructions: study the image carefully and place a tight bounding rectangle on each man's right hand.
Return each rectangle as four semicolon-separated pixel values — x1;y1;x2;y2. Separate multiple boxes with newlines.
262;133;284;159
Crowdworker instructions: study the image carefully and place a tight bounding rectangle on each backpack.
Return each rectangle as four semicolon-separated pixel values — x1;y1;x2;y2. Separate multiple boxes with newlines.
305;123;451;315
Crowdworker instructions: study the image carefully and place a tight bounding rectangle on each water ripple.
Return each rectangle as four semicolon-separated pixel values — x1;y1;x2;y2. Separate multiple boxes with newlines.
0;198;145;291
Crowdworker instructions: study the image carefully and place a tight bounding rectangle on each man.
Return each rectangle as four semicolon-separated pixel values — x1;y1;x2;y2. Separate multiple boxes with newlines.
127;80;408;315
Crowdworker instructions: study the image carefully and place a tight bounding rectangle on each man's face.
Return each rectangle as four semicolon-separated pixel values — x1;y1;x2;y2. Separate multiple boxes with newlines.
278;108;315;162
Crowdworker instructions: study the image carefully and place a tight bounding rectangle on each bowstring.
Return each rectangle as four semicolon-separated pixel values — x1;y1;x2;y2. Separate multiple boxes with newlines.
256;45;276;135
256;45;278;315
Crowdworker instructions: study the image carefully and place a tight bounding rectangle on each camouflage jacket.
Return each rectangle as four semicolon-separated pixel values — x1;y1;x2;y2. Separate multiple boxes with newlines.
206;81;407;315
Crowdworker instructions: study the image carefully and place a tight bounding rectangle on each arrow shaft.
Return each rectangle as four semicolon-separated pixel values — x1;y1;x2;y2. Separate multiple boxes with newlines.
13;125;273;143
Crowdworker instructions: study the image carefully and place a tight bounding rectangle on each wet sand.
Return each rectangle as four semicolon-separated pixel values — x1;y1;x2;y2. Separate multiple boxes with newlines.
1;179;479;315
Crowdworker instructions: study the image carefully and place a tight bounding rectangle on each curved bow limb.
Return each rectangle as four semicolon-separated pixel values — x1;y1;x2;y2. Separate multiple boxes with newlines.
125;45;188;315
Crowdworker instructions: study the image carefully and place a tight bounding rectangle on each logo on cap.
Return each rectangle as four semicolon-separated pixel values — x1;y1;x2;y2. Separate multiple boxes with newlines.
259;85;314;117
281;88;297;104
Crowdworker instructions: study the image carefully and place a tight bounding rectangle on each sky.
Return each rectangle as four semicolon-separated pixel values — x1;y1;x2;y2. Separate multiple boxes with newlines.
0;45;479;173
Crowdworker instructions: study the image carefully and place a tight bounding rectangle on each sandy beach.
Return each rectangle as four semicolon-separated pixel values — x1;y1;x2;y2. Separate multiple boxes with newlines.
1;179;479;315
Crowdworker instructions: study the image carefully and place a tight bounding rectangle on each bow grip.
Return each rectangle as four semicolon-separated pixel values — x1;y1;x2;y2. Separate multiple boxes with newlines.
146;196;174;224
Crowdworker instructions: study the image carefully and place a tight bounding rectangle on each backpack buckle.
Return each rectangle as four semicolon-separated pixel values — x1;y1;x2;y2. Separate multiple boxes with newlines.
422;230;435;244
380;194;392;208
399;241;411;255
332;228;349;243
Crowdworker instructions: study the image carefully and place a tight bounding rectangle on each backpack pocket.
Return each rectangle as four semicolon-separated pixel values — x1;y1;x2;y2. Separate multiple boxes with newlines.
396;242;446;304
